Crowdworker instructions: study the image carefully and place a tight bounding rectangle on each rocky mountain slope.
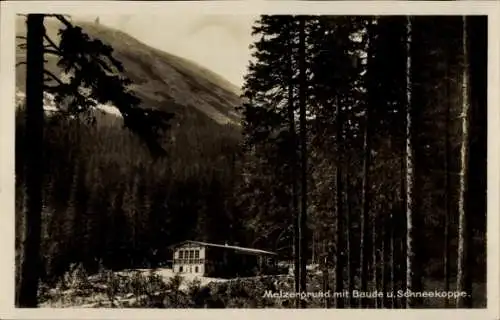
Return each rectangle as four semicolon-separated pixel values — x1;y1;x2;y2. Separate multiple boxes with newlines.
15;17;242;128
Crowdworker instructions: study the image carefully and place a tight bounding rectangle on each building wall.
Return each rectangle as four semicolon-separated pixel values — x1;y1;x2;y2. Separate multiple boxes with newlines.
204;246;261;278
172;242;279;278
172;243;206;275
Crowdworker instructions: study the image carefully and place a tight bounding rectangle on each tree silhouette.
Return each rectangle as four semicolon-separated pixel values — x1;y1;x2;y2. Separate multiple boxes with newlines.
16;14;173;307
241;15;486;309
456;15;472;309
297;15;308;308
17;14;45;308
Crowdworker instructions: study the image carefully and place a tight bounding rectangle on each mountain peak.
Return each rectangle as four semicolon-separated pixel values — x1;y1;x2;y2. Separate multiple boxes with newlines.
15;16;242;128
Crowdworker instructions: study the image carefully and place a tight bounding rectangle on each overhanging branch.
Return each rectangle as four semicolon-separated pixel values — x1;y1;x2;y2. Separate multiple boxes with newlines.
43;70;65;86
16;60;48;68
53;14;73;28
43;34;61;53
44;49;61;57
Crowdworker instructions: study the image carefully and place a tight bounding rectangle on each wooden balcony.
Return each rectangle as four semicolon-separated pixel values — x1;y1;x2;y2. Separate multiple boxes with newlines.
173;259;205;265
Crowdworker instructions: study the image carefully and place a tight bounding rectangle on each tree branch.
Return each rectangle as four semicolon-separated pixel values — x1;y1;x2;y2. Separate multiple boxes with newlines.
53;14;73;28
45;14;72;19
43;34;61;53
16;58;46;68
43;70;65;86
44;48;61;57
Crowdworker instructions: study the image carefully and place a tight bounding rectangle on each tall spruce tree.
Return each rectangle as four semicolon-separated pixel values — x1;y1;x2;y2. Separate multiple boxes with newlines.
456;15;471;309
241;15;302;301
17;14;45;307
404;15;414;309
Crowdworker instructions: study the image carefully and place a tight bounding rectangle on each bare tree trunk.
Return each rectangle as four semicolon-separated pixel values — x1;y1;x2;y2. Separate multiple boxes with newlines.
404;16;414;309
345;171;354;308
16;14;45;308
443;45;451;309
456;15;472;309
298;16;308;308
322;243;330;308
382;210;389;308
399;124;407;309
359;19;375;309
389;209;395;308
286;20;301;309
335;96;344;309
372;205;378;308
397;90;407;309
312;234;316;265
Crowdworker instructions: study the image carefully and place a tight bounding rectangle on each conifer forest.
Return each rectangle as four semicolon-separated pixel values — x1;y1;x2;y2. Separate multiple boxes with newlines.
14;14;487;308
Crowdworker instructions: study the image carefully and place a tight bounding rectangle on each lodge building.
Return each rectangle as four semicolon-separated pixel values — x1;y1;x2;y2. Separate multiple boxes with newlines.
170;240;278;278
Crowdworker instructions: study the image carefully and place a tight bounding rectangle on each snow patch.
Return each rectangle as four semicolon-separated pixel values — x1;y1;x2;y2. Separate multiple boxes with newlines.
16;90;122;117
130;268;228;290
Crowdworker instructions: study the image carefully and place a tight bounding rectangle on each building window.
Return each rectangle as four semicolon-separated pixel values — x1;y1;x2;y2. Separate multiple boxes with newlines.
179;266;183;273
176;248;202;265
195;266;199;273
189;250;194;264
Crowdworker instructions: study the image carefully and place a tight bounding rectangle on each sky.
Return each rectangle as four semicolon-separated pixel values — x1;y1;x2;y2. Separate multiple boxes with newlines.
77;14;257;88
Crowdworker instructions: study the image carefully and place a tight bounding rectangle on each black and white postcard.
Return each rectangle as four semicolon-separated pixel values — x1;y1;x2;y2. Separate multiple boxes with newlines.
0;1;498;319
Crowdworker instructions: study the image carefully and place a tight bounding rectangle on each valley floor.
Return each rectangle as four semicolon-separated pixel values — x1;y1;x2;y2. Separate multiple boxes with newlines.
37;267;486;308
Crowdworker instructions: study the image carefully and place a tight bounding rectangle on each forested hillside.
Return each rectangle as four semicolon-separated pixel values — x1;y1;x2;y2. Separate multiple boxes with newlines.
16;17;242;127
15;16;245;284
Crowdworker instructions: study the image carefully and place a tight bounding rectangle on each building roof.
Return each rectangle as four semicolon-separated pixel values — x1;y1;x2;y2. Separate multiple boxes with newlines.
169;240;277;256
